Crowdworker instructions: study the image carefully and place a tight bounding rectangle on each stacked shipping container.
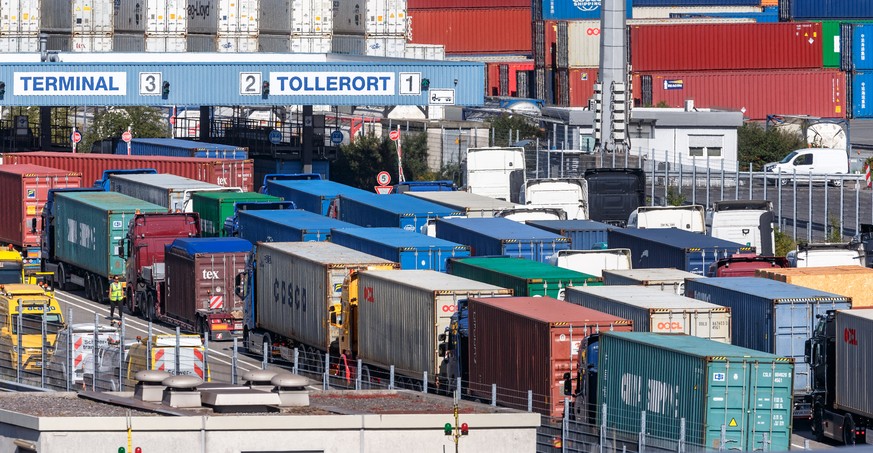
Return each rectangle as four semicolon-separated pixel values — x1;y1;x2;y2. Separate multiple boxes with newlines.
187;0;259;52
332;0;406;57
408;3;531;55
1;0;40;52
258;0;333;53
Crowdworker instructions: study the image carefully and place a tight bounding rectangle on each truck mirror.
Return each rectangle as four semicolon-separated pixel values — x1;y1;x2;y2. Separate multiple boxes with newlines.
563;372;572;396
30;218;37;234
234;273;246;298
438;333;446;342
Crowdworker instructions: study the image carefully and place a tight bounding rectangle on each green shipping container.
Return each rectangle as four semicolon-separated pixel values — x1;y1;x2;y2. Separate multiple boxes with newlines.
819;20;873;68
598;332;794;451
191;191;282;237
446;256;600;298
53;192;166;278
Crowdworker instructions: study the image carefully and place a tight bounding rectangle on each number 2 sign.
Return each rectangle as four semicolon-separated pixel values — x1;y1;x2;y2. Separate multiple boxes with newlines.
240;72;263;96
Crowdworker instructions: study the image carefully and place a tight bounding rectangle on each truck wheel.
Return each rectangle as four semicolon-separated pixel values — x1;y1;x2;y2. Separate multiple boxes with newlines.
95;277;107;304
146;292;156;322
56;264;68;291
811;406;825;442
845;414;857;446
360;365;371;390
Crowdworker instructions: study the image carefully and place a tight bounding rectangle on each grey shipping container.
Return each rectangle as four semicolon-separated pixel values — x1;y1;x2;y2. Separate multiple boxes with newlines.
834;309;873;418
405;190;516;218
109;173;229;212
565;285;731;343
354;270;511;382
607;228;754;275
525;219;613;250
52;191;166;278
601;268;706;294
684;277;850;416
597;332;794;451
252;242;397;352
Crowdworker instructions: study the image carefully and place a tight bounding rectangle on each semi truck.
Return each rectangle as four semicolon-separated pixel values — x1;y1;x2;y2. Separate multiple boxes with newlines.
807;309;873;445
119;212;202;320
0;284;65;373
108;173;241;212
42;191;167;301
164;238;252;340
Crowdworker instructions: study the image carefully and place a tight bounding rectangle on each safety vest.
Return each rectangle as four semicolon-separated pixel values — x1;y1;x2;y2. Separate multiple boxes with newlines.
109;282;123;301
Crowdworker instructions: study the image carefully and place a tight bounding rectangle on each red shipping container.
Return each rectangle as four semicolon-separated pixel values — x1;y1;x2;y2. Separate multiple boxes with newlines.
467;296;633;418
544;20;558;68
0;164;82;248
630;22;823;71
632;69;846;120
409;0;530;8
1;152;255;192
408;8;532;54
569;67;598;107
487;61;535;96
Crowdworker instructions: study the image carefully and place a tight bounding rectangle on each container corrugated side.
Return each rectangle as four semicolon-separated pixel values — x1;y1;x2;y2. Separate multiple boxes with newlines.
72;0;113;34
2;0;40;34
632;5;771;19
164;247;249;326
40;0;70;33
789;0;873;20
854;25;873;71
525;219;611;250
565;286;731;343
404;43;445;60
630;22;823;71
330;228;470;272
635;69;846;121
684;277;850;401
0;165;82;248
756;266;873;308
447;256;599;298
606;228;753;275
333;0;405;36
355;270;511;380
0;35;39;52
260;0;332;34
598;332;793;451
601;268;705;291
407;8;531;54
853;72;873;118
435;217;571;263
468;296;633;418
253;242;397;350
191;191;282;237
405;191;516;218
263;179;372;216
108;174;224;212
117;138;249;159
53;192;166;278
187;0;259;35
835;309;873;418
237;210;358;243
634;0;759;6
338;193;462;232
540;0;631;20
252;158;330;188
2;152;254;192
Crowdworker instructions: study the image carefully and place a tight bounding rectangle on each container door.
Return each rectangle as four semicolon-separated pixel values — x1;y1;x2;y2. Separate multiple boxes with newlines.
773;302;810;395
548;326;582;419
704;361;749;449
743;361;793;451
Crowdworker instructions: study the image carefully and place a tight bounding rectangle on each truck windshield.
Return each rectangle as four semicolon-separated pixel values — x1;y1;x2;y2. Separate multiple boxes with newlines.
0;266;22;284
12;314;63;335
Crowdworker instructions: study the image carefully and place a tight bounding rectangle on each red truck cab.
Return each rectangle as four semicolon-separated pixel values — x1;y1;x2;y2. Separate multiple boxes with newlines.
708;253;789;277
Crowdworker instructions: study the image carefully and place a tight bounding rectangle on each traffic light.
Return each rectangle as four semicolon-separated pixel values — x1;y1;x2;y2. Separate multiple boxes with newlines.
135;448;142;453
444;422;453;435
421;78;430;91
118;448;125;453
161;81;170;96
460;423;469;435
262;81;270;96
0;81;5;98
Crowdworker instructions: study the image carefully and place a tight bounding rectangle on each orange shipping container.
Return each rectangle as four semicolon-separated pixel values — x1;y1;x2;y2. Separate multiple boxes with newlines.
755;266;873;308
760;0;777;5
408;8;532;54
569;68;598;107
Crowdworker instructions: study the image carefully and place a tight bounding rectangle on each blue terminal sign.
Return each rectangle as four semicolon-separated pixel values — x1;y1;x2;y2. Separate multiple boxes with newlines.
0;56;485;107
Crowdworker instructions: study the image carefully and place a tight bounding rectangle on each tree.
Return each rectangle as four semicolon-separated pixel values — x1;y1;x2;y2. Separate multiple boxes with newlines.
332;131;436;189
80;106;169;153
737;122;806;169
487;113;543;147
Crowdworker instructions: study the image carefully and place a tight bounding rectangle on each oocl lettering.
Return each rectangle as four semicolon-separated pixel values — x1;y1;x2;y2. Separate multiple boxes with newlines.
441;304;456;313
656;321;684;331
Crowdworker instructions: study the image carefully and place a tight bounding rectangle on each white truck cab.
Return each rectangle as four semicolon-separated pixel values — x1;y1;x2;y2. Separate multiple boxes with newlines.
627;205;706;233
786;242;865;267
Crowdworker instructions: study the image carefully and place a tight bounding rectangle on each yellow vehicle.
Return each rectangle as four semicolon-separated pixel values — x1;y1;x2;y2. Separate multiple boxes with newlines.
125;334;209;383
0;284;64;372
0;249;24;284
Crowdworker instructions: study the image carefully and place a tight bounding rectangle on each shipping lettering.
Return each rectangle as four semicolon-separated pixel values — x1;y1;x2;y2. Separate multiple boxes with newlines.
656;321;683;331
273;278;307;312
844;327;858;345
187;0;211;19
202;270;220;280
620;373;680;417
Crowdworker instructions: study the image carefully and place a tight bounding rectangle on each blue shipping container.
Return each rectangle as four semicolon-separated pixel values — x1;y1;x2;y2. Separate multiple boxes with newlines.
330;227;470;271
253;158;330;191
525;219;612;250
787;0;873;20
263;179;373;216
237;209;357;243
684;277;850;414
607;228;754;275
338;193;463;233
167;237;253;256
854;25;873;71
435;218;570;263
852;72;873;117
116;138;249;159
543;0;632;20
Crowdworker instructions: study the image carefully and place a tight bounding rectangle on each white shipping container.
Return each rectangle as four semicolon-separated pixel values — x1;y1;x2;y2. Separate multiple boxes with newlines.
2;0;39;33
601;268;706;293
253;242;397;352
217;33;258;52
835;309;873;418
355;270;511;379
72;0;113;34
259;0;331;35
187;0;259;35
631;6;764;19
334;0;406;36
404;43;445;60
0;34;38;51
334;33;404;56
71;33;112;51
290;33;331;53
566;285;732;343
115;0;187;34
109;173;227;212
144;33;187;52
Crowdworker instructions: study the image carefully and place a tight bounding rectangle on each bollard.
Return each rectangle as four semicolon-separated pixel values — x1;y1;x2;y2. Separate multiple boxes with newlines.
203;332;209;383
639;411;647;453
119;319;125;391
491;384;496;406
422;371;427;394
66;308;73;392
323;352;330;390
389;365;395;390
92;313;99;390
562;398;569;453
679;418;686;453
147;321;153;371
262;342;269;370
293;348;299;375
527;390;533;412
231;338;238;385
175;327;181;376
355;359;362;391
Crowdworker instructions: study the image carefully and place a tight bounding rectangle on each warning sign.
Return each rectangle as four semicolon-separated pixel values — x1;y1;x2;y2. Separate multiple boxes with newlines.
728;418;738;427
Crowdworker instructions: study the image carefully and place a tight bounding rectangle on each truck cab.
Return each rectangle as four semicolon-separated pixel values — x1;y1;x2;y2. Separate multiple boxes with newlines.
627;205;707;233
0;248;24;284
787;242;865;267
520;178;588;220
0;284;65;372
569;333;600;423
707;200;775;255
708;253;788;277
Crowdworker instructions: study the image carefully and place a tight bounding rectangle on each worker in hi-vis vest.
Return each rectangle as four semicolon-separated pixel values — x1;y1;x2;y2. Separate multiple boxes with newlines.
108;276;124;321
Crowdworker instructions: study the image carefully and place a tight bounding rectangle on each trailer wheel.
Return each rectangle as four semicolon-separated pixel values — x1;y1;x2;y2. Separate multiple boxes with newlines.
811;406;825;442
90;275;100;302
844;415;857;446
146;292;156;322
83;274;92;300
56;264;68;291
95;277;107;304
360;365;371;390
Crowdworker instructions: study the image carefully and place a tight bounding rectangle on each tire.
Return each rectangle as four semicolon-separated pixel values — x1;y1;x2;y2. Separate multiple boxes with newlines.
360;365;372;390
844;414;857;446
146;292;155;322
56;264;68;291
90;275;100;302
83;274;92;300
96;277;107;304
811;406;825;443
779;177;790;187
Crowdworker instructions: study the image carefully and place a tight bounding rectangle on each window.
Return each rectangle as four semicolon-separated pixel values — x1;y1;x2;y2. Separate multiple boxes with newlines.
688;135;724;158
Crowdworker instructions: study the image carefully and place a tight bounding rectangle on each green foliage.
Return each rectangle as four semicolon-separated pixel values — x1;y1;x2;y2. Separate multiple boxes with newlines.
666;186;686;206
655;101;670;108
827;216;843;243
774;228;797;257
81;107;169;153
332;131;433;189
737;122;806;169
487;114;543;147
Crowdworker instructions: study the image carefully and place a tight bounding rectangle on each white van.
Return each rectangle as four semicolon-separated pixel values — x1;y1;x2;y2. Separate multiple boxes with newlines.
764;148;849;186
627;205;707;233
